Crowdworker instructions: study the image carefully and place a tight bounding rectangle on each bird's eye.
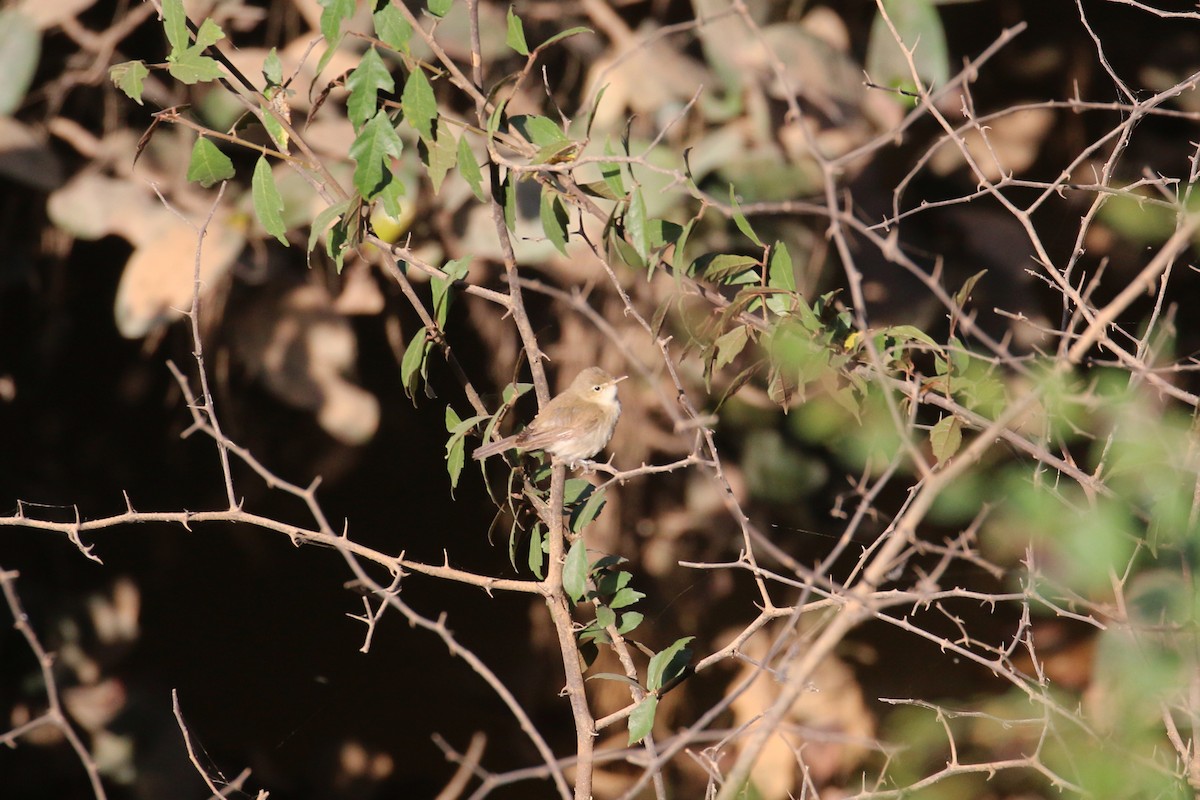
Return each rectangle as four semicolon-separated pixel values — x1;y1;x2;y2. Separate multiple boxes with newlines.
593;385;602;392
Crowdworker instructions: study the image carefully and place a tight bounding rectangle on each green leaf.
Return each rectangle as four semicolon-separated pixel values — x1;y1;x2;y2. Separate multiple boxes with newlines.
929;415;963;465
0;11;39;115
627;188;650;262
881;324;943;356
308;199;351;256
262;47;283;85
458;135;486;201
564;478;593;505
347;47;395;129
569;486;606;533
540;188;570;256
260;101;290;151
729;184;764;247
595;605;616;630
350;110;404;199
713;326;749;371
527;524;545;578
627;696;658;745
487;96;508;139
109;61;149;105
373;3;413;52
425;118;458;194
402;67;437;142
617;611;643;634
646;636;694;692
595;567;630;596
319;0;355;43
427;0;453;17
511;115;567;146
186;138;235;188
954;269;987;309
401;326;430;400
501;174;516;231
563;538;589;602
251;157;288;245
168;49;224;84
673;218;695;272
610;587;645;610
532;140;580;166
586;85;607;140
695;253;758;284
374;176;405;219
445;406;464;493
192;18;224;49
432;256;470;327
506;5;529;56
766;241;796;315
162;0;189;54
541;26;593;51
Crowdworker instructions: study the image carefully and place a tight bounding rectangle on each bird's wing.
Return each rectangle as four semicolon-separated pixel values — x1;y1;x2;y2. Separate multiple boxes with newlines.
472;434;521;460
514;423;575;452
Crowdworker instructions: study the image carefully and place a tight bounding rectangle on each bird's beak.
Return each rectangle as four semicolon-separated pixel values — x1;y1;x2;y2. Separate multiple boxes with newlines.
613;375;629;385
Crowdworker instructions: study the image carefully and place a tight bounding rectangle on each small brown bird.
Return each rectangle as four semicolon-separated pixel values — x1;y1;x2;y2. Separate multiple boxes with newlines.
473;367;626;467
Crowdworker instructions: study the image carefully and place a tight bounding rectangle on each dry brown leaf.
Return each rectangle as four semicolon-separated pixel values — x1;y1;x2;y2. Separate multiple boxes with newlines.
47;173;157;241
114;209;246;338
15;0;96;30
929;108;1056;182
725;629;876;797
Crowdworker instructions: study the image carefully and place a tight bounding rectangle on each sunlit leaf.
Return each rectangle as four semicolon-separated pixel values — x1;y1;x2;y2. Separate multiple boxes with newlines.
610;587;644;610
595;605;615;630
401;326;430;400
729;184;764;247
319;0;355;43
109;61;149;105
262;47;283;85
541;26;593;51
563;538;589;601
766;241;795;313
308;199;351;257
350;110;404;199
458;134;486;200
646;637;693;692
929;414;962;465
373;3;412;52
161;0;188;54
186;138;234;187
251;157;288;245
444;406;464;493
617;611;643;634
627;696;658;745
570;486;606;532
192;18;224;49
627;188;650;262
168;49;224;84
346;47;394;129
540;188;570;255
713;326;749;371
506;5;529;55
402;67;437;142
511;115;567;146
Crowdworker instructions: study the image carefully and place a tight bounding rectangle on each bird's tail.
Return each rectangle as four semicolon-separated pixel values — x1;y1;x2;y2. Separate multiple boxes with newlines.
473;435;518;460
